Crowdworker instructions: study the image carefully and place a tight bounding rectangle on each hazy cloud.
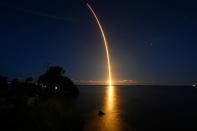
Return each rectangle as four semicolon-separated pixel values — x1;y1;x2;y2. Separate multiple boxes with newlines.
74;79;137;85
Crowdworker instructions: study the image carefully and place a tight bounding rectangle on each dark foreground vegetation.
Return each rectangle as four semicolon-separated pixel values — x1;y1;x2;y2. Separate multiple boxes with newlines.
0;66;82;131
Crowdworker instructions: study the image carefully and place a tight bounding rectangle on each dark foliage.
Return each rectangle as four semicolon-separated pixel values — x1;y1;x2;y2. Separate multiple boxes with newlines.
0;66;81;131
25;77;33;83
38;66;79;96
0;76;8;97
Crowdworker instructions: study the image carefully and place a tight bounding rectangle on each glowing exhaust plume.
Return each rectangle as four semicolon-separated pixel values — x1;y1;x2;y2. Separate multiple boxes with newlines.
87;3;112;86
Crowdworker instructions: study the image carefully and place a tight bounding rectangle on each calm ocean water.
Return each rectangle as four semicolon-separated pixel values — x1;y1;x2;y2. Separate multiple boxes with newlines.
76;85;197;131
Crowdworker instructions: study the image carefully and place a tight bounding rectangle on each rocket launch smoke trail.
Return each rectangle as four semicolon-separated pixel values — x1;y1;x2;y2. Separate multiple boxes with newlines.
87;3;112;86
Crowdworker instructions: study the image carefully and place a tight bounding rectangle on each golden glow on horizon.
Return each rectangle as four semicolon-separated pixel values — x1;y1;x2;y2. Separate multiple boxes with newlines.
87;3;112;86
74;79;137;85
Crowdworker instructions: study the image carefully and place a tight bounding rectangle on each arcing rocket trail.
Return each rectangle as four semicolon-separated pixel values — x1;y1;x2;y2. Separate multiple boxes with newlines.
87;3;113;86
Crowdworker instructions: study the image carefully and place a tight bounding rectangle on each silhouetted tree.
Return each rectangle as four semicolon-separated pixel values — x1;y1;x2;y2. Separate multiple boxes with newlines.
38;66;79;96
25;77;33;83
12;78;19;86
0;76;8;88
0;76;8;97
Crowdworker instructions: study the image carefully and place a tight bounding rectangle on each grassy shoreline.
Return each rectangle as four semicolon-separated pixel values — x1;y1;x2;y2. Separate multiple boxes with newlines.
0;96;84;131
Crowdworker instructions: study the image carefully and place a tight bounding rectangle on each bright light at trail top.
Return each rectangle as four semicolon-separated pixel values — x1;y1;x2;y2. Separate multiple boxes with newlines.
87;3;113;86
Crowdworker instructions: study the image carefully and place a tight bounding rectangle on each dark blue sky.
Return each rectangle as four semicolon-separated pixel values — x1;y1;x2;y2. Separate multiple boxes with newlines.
0;0;196;85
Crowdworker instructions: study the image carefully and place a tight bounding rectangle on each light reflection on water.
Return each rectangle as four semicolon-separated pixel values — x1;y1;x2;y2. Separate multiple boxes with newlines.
84;86;123;131
101;85;122;131
81;85;197;131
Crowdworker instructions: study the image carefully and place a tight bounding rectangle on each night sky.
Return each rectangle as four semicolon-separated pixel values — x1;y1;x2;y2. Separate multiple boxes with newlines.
0;0;197;85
